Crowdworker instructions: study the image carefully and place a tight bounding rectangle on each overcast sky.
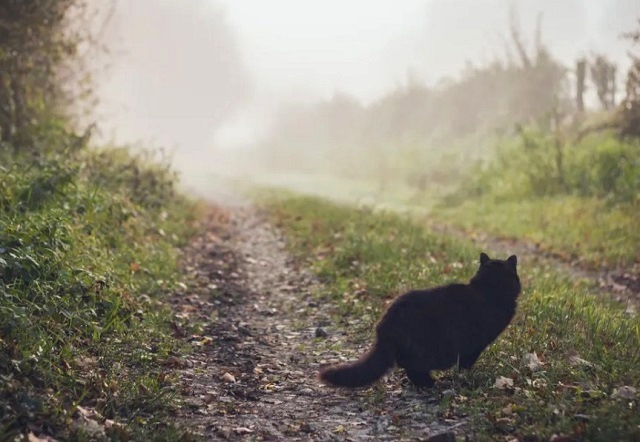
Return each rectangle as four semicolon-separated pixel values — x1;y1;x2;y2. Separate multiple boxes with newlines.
94;0;640;153
221;0;638;100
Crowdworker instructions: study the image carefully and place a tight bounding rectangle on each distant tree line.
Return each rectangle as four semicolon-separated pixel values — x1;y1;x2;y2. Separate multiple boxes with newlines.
260;16;640;180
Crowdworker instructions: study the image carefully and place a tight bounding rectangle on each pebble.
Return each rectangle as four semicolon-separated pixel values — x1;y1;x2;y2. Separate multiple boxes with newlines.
221;372;236;383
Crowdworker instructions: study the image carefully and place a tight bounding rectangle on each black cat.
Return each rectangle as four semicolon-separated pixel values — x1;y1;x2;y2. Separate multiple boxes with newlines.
319;253;521;388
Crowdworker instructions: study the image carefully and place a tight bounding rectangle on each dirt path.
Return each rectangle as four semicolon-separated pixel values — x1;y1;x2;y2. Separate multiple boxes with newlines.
171;205;466;441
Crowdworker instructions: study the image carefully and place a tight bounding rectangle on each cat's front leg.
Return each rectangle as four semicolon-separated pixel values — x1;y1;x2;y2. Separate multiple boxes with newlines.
404;369;435;388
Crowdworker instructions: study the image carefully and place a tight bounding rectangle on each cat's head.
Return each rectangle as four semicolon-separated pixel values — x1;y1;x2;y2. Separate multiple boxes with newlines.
473;252;521;296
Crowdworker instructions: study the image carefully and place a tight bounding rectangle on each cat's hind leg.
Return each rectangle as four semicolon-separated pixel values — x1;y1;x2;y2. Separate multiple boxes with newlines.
404;369;435;388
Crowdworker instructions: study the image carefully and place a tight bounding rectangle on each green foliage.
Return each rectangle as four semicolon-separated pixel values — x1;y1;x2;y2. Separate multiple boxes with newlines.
567;137;640;204
0;1;198;438
82;147;180;210
620;19;640;138
620;57;640;139
265;193;640;441
0;138;197;439
0;0;95;146
433;196;640;269
451;128;640;207
436;129;640;268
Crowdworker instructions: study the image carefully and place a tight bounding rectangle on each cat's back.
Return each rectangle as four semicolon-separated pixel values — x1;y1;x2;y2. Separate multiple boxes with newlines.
395;283;476;306
380;283;479;325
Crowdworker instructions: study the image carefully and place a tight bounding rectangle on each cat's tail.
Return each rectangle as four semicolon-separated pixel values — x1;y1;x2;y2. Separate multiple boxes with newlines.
318;338;395;388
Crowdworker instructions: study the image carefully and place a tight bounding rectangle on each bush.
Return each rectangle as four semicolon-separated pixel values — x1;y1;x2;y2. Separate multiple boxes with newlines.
567;137;640;205
0;139;197;438
448;128;640;207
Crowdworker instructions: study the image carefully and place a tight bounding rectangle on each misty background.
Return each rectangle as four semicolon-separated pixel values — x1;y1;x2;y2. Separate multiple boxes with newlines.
90;0;640;194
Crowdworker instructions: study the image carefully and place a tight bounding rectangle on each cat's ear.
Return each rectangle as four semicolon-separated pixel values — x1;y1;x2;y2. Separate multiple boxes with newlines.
507;255;517;269
480;252;490;266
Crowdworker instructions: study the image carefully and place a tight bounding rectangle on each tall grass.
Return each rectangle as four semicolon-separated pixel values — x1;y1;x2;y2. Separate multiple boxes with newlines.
0;141;197;439
449;129;640;207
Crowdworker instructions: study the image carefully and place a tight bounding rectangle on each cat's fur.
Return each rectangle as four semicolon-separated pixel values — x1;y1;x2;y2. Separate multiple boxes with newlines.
319;253;521;388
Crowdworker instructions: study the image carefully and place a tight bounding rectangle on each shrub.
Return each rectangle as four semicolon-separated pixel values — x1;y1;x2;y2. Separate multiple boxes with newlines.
0;139;196;438
447;128;640;207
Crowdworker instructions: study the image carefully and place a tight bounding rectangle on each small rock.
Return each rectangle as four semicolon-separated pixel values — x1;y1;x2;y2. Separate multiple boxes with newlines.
299;388;314;396
315;327;328;338
221;372;236;383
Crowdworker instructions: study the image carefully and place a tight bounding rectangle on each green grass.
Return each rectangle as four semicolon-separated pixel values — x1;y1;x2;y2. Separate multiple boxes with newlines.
431;195;640;269
263;192;640;441
430;130;640;270
0;146;199;440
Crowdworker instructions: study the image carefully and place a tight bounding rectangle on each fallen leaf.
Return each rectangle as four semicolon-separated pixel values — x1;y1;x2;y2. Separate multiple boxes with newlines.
567;350;593;367
493;376;514;390
104;419;120;429
27;432;53;442
74;405;100;419
200;336;213;346
611;282;626;293
75;356;97;370
612;386;637;400
523;352;544;372
234;427;253;435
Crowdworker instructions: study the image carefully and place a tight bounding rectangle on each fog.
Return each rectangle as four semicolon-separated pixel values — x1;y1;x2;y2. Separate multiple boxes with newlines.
91;0;640;194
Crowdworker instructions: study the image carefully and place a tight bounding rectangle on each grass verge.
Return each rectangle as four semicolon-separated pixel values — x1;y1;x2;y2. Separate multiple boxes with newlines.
431;195;640;270
263;192;640;441
0;146;199;440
